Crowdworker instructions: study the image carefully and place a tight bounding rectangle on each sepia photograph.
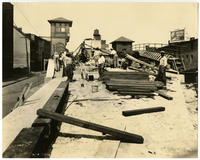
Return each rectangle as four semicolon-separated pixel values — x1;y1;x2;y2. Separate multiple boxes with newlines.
2;0;198;158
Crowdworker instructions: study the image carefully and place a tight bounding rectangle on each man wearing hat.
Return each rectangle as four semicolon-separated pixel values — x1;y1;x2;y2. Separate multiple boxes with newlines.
156;51;168;86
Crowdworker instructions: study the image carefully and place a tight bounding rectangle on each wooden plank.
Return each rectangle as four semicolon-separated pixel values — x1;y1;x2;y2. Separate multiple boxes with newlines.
118;91;154;95
46;59;55;78
107;85;157;91
109;78;152;83
37;109;144;143
117;88;155;92
156;90;173;100
3;127;46;158
122;107;165;116
106;83;156;87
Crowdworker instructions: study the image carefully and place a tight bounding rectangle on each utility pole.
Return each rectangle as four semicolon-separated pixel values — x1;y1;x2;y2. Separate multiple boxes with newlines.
25;37;30;74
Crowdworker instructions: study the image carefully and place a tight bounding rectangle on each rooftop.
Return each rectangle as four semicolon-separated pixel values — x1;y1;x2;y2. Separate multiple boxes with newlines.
48;17;73;26
111;36;134;43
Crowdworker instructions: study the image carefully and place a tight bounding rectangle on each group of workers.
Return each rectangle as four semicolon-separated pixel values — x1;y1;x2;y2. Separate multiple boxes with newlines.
53;49;74;81
53;46;168;87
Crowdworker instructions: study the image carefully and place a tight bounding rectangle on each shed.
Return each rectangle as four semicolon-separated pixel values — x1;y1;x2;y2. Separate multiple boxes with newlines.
111;36;134;53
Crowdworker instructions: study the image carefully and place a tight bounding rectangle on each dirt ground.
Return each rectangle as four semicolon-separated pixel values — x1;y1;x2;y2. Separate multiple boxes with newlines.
50;67;198;158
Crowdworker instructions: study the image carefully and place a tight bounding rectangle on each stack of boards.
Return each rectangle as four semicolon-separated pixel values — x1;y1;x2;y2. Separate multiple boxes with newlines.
102;71;158;97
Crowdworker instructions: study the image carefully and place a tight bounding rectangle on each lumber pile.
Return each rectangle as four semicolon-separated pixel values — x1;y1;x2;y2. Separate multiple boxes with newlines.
102;70;149;81
104;75;158;97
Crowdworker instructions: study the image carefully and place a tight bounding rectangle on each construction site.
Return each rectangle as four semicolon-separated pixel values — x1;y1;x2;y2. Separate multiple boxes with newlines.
2;2;198;158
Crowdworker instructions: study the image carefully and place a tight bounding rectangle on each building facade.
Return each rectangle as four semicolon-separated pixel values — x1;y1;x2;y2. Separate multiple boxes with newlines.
3;2;13;79
48;17;72;55
13;26;31;71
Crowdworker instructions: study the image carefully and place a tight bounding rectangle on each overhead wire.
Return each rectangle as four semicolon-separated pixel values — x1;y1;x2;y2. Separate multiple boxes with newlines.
13;3;40;35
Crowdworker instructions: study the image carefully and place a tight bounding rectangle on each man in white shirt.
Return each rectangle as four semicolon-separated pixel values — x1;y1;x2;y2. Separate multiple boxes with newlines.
156;51;168;86
111;48;118;68
60;50;74;80
98;54;105;79
159;52;168;67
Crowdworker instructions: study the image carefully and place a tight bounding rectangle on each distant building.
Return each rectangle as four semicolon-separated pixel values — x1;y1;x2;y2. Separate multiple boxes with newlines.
85;29;109;58
111;36;134;53
13;26;31;72
48;17;73;55
159;38;198;71
3;2;13;80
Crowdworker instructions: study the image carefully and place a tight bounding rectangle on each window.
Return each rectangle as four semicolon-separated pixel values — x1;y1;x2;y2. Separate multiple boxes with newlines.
56;27;61;32
55;23;65;33
61;28;65;32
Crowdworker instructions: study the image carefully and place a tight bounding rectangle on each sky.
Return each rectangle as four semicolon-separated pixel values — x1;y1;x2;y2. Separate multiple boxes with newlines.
12;2;198;51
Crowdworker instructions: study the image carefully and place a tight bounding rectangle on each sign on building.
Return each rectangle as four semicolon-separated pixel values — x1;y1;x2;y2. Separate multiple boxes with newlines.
170;29;185;42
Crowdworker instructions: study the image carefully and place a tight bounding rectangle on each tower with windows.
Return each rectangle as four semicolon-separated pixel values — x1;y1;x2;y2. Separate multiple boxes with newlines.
48;17;72;54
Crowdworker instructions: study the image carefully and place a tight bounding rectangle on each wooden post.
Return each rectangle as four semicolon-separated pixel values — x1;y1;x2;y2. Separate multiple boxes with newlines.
122;107;165;117
37;109;144;143
25;37;30;74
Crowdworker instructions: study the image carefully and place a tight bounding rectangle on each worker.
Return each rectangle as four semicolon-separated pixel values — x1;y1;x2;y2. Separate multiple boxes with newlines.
111;48;118;68
121;58;128;70
61;50;74;81
98;53;105;79
53;51;60;71
156;51;168;86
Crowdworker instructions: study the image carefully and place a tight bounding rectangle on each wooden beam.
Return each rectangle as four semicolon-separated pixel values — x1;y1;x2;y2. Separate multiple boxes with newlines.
43;81;69;112
3;127;46;158
37;109;144;143
118;92;155;96
126;54;157;70
107;85;157;91
156;90;173;100
122;107;165;117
